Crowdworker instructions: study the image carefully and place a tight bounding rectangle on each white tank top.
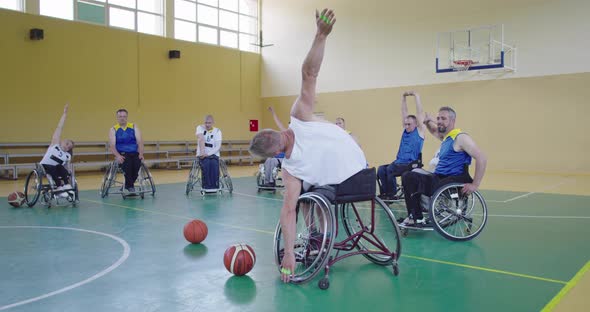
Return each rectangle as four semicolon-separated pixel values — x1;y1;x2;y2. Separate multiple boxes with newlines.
40;144;71;166
282;117;367;186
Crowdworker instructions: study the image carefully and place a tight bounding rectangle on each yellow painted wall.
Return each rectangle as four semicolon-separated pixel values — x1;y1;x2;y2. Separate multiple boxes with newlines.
0;9;261;143
262;72;590;176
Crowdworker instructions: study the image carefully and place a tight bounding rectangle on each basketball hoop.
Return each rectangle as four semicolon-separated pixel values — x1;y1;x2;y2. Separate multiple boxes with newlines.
452;60;476;72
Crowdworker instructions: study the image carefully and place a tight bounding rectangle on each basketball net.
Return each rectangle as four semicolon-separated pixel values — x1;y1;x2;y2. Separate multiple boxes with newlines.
452;60;475;72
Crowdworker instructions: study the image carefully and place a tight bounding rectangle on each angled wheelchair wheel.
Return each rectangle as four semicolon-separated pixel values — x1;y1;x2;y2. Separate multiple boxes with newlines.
274;193;336;284
139;163;156;196
24;170;42;207
185;159;201;196
341;198;402;265
429;183;488;241
219;159;233;194
100;162;117;198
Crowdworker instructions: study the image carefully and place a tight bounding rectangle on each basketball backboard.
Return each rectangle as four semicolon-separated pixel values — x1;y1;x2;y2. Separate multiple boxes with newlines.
436;24;516;73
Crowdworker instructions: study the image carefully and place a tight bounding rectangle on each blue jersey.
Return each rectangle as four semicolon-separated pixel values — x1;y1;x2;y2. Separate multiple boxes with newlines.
435;129;472;176
395;128;424;164
114;123;138;153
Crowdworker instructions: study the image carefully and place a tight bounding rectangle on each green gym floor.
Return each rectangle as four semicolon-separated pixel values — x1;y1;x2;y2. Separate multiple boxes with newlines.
1;170;589;312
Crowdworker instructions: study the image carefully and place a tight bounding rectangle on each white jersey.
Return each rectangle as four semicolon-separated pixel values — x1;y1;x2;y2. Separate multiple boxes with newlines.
196;126;222;157
40;144;71;166
282;117;367;187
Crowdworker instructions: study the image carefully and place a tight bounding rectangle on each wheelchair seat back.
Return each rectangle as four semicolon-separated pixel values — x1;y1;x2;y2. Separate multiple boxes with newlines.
306;168;376;204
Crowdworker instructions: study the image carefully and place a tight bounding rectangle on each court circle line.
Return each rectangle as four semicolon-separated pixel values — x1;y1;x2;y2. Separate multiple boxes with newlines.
0;226;131;311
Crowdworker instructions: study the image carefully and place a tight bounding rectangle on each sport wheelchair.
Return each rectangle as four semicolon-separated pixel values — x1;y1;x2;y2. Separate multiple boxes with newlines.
273;168;402;290
377;153;423;202
397;177;488;241
256;158;283;193
100;161;155;199
24;163;79;208
185;157;233;196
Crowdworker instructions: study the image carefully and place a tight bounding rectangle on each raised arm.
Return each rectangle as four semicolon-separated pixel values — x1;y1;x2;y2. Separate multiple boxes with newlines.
268;107;286;131
412;92;425;133
134;125;144;160
51;104;69;145
423;112;443;141
290;9;336;121
456;134;487;194
401;93;409;125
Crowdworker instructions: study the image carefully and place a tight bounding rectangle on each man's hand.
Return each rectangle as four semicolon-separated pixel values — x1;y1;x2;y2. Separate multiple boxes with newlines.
280;252;296;283
139;153;144;161
403;91;415;97
115;154;125;164
199;153;208;159
268;106;274;113
315;8;336;37
63;103;69;114
462;183;478;195
424;112;434;124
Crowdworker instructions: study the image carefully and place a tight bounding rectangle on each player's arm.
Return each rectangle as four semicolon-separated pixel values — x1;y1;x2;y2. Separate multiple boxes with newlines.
269;107;286;131
51;104;69;145
424;112;443;141
412;92;426;136
290;9;336;122
279;168;302;283
109;128;125;163
456;134;487;194
134;125;144;160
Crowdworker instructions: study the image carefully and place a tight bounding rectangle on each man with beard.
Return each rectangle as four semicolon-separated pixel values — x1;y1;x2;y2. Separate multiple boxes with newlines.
400;106;487;226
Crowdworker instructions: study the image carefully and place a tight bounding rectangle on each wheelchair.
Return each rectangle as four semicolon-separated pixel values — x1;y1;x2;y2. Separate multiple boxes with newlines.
397;177;488;241
24;163;79;208
273;168;402;290
100;161;156;199
185;157;233;196
377;153;423;202
256;158;284;193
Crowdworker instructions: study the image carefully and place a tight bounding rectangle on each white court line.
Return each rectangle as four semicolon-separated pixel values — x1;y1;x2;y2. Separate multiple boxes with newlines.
234;192;590;220
487;214;590;219
502;180;568;203
233;191;283;202
0;226;131;311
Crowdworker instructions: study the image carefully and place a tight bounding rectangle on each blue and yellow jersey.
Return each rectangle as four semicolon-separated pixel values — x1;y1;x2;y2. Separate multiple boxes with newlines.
114;123;138;153
434;129;472;176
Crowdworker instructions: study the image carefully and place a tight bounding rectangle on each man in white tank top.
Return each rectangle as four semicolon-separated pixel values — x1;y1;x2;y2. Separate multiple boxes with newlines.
248;9;367;283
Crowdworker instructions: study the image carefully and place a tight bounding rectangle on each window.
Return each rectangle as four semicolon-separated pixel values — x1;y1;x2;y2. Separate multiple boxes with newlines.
40;1;164;36
174;0;259;52
0;0;24;12
40;0;74;20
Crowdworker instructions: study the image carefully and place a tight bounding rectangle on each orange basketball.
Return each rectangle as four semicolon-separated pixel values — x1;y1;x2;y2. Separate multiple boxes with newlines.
183;220;208;244
224;244;256;276
8;191;25;208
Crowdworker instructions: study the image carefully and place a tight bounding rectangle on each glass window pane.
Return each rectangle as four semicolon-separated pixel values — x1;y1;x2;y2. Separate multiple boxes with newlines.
109;7;135;30
219;10;238;31
238;0;256;17
239;33;256;52
138;12;163;36
109;0;135;9
219;0;237;12
40;0;74;20
78;1;106;24
137;0;162;14
220;30;237;48
174;19;196;42
197;0;217;7
239;14;256;35
174;0;196;22
198;25;218;44
0;0;23;11
197;4;218;26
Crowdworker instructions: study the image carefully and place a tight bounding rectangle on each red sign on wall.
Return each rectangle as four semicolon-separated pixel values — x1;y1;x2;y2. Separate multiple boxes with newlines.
249;119;258;132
